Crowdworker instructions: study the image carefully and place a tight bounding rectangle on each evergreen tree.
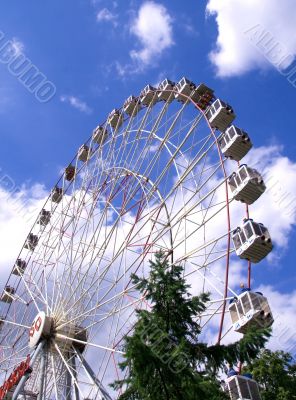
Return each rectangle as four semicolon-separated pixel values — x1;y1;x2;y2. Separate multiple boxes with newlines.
113;252;270;399
244;349;296;399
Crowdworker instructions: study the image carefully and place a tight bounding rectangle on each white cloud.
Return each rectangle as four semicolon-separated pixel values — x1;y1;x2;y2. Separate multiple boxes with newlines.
60;95;92;114
255;285;296;356
206;0;296;77
9;38;24;56
0;37;25;61
244;145;296;252
130;1;174;65
116;1;174;76
0;180;48;290
96;8;118;26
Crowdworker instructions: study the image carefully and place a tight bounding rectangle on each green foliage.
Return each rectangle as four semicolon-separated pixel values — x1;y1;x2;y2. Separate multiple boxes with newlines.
113;252;270;399
244;349;296;399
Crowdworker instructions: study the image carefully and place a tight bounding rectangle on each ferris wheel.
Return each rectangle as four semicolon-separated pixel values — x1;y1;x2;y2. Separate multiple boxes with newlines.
0;77;273;400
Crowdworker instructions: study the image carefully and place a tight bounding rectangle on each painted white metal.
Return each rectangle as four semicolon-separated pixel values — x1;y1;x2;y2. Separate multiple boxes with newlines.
229;165;266;205
24;233;39;251
29;312;52;348
140;84;158;106
219;125;252;161
108;109;123;129
158;79;175;102
229;291;274;333
174;76;195;102
92;125;108;145
123;95;142;116
227;375;261;400
51;187;63;203
232;219;273;263
78;144;90;162
12;259;27;276
206;99;235;131
37;209;51;226
191;83;214;109
1;286;15;303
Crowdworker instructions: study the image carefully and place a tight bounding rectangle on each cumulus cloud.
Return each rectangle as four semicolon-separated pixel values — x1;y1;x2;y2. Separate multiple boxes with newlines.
244;145;296;252
60;95;92;114
96;8;118;26
255;285;296;356
206;0;296;77
0;179;48;290
115;1;174;75
130;1;174;65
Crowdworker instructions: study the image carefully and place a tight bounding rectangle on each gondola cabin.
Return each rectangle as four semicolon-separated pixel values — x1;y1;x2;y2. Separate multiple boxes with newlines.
37;209;51;226
24;233;39;251
123;95;142;116
92;125;108;145
227;374;261;400
51;187;63;203
158;79;175;102
232;219;272;263
191;83;214;110
1;286;15;303
229;290;273;333
12;259;27;276
78;144;90;162
65;165;76;181
108;109;123;129
219;125;252;161
228;165;266;205
206;99;235;131
140;85;158;106
174;77;195;103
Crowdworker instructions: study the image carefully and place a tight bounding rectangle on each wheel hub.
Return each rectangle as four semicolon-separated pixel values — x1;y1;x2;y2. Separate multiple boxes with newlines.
29;311;87;352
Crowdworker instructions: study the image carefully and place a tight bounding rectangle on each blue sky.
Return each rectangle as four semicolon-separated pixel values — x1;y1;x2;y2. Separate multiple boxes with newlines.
1;0;296;354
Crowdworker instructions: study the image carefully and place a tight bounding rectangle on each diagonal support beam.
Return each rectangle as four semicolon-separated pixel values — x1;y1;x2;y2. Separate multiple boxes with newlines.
74;348;113;400
12;340;45;400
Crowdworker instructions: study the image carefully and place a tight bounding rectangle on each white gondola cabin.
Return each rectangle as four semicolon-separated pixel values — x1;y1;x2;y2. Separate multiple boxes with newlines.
65;165;76;181
140;85;158;106
51;187;63;203
228;165;266;205
123;95;142;116
1;286;15;303
174;77;195;103
232;219;272;263
158;79;175;102
37;209;51;226
227;374;261;400
108;109;123;129
12;259;27;276
78;144;90;162
229;290;273;333
191;83;214;110
219;125;252;161
24;233;39;251
92;125;108;145
206;99;235;131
